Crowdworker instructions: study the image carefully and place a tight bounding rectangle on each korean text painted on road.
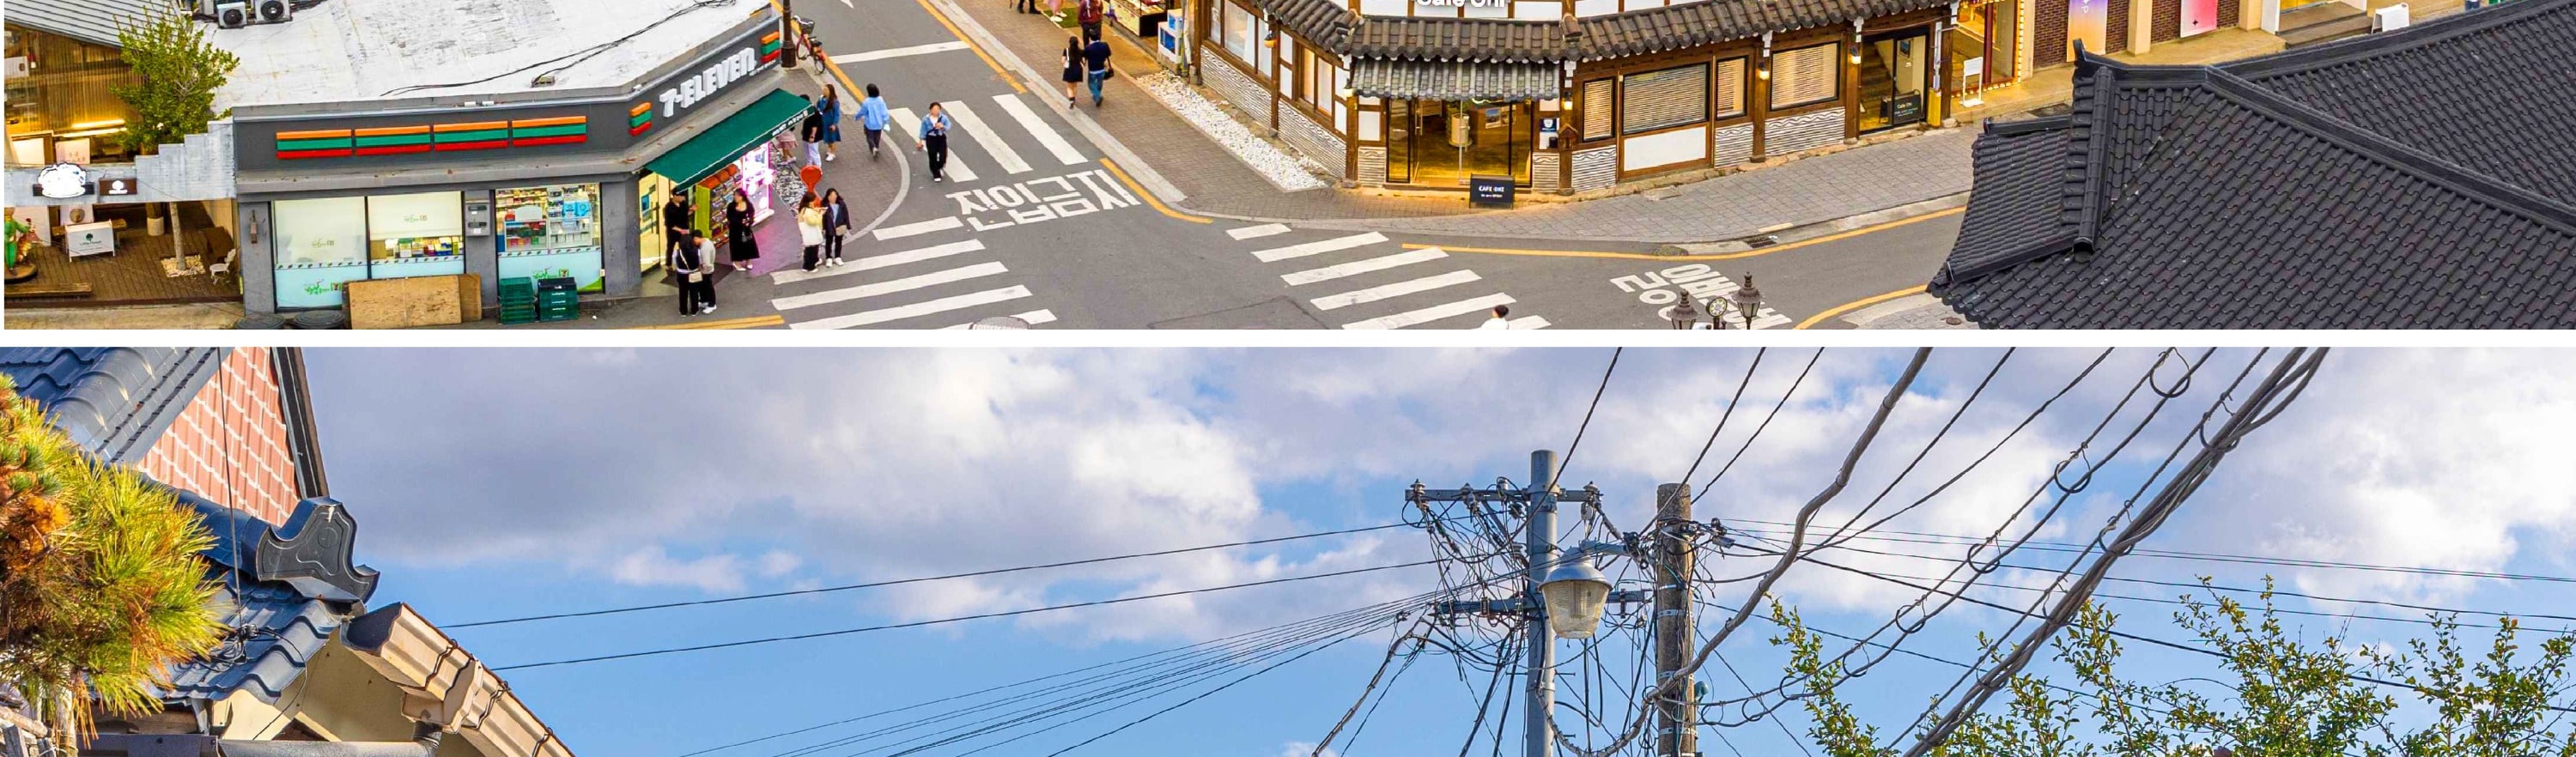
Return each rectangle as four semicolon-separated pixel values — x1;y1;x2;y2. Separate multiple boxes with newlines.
948;168;1140;231
1611;263;1792;328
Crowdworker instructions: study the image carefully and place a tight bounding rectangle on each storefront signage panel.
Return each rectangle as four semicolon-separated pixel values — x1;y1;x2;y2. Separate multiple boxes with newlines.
641;29;785;133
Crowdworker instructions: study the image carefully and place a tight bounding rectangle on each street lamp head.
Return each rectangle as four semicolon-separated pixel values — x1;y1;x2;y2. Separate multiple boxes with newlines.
1540;555;1613;639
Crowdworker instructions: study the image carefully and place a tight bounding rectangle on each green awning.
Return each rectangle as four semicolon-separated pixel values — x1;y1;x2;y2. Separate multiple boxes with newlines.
645;88;811;185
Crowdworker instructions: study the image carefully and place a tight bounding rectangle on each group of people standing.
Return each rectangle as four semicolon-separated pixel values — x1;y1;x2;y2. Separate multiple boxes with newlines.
661;82;892;317
1031;0;1115;108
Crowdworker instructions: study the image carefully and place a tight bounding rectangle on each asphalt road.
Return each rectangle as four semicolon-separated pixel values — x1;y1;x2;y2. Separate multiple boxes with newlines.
576;0;1963;330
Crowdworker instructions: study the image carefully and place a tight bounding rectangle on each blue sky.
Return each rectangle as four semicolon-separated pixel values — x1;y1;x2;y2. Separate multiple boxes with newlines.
301;348;2576;757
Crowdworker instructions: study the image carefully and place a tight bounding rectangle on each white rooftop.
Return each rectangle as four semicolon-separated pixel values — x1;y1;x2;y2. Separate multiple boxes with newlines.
212;0;769;109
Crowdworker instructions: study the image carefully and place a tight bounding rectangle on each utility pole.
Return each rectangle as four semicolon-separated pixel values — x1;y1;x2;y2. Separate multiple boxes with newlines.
1523;450;1560;757
1653;484;1697;757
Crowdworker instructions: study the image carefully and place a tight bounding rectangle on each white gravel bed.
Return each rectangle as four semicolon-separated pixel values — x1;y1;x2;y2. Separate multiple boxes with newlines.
1134;72;1331;192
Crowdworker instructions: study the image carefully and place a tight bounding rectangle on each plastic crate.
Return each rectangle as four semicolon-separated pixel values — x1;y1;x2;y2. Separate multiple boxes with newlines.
498;277;539;324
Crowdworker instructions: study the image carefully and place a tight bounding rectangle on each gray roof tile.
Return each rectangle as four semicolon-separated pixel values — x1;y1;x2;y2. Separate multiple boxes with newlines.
0;348;228;465
4;0;178;48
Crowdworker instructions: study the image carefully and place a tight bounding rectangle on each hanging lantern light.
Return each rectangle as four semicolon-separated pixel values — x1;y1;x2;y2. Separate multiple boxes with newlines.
1539;555;1613;639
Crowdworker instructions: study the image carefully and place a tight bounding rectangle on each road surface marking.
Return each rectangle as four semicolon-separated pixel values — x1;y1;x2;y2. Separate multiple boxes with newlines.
1099;159;1210;223
1311;269;1482;311
888;107;980;182
1341;293;1516;330
872;216;964;240
1282;247;1447;286
831;41;968;64
993;94;1086;166
1409;206;1970;262
1252;232;1388;263
908;0;1024;93
632;314;786;330
793;286;1034;329
1796;284;1929;330
1228;223;1291;240
941;100;1030;174
770;262;1008;311
1510;317;1552;330
770;239;986;284
943;309;1060;329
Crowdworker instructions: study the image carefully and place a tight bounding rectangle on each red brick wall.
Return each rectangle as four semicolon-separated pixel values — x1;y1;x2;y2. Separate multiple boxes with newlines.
2106;0;2129;52
2038;0;2069;65
135;348;301;526
2153;0;2182;41
2219;0;2239;31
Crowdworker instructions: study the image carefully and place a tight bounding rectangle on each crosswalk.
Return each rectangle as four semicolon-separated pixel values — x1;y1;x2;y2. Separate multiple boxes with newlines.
768;90;1114;330
1236;229;1553;330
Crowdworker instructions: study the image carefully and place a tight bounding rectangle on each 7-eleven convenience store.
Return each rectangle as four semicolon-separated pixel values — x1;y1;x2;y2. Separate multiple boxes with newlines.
217;0;810;314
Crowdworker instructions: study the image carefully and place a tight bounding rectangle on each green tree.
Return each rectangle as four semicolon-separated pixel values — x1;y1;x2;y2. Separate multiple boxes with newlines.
1771;581;2576;757
0;374;227;747
108;6;239;154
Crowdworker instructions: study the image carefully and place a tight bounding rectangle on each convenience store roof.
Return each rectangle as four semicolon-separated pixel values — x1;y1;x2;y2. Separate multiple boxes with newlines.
210;0;769;109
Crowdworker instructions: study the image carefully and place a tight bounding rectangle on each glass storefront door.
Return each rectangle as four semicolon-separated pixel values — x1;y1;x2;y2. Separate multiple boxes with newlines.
1856;30;1930;134
1392;100;1533;187
1952;0;2020;95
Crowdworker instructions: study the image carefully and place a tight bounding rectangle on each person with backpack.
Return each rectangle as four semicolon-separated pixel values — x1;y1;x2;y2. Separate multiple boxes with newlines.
1084;33;1113;107
858;83;891;160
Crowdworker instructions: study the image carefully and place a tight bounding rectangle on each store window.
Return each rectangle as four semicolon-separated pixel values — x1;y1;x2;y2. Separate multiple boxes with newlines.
1952;0;2020;94
3;25;141;167
1770;43;1841;110
271;197;370;309
1714;58;1748;119
364;191;466;280
496;184;605;294
1579;79;1614;142
1619;63;1709;135
1298;51;1347;131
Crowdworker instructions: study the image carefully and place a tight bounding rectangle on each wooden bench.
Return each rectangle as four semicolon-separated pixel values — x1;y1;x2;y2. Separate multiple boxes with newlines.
4;282;96;299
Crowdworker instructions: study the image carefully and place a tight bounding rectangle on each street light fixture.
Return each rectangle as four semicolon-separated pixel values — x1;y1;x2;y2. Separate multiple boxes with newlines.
1668;294;1700;329
1726;275;1764;330
1540;554;1613;639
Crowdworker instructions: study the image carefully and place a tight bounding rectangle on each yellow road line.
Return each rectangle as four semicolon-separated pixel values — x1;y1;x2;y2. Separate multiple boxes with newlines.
1102;158;1212;224
1795;285;1928;330
911;0;1027;94
1406;205;1967;262
634;314;788;330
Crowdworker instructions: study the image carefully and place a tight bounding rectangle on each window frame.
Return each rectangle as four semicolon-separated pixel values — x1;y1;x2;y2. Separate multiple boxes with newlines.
1617;61;1711;136
1767;41;1843;111
1577;78;1615;142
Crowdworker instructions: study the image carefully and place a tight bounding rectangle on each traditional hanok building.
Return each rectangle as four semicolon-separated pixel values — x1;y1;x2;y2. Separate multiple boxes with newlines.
0;348;575;757
1190;0;1969;193
1929;0;2576;328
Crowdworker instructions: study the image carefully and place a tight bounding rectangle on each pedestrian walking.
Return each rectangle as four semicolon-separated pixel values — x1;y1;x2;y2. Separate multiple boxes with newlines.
724;189;757;271
919;102;953;183
799;97;826;167
817;85;844;161
1084;34;1113;107
859;83;891;159
1478;305;1511;329
1060;36;1085;107
796;191;826;272
1076;0;1103;45
671;229;714;316
1017;0;1037;14
822;188;853;267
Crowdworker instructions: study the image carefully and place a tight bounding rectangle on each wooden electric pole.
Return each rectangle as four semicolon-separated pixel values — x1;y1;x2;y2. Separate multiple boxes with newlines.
1654;483;1698;757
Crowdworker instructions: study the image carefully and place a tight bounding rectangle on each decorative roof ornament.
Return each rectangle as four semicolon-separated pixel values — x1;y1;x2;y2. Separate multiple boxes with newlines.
252;497;382;603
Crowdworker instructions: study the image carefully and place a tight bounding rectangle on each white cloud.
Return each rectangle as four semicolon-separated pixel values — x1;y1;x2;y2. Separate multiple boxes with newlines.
1279;741;1338;757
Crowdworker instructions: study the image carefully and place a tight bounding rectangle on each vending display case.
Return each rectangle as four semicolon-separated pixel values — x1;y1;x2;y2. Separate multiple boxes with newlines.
495;183;605;293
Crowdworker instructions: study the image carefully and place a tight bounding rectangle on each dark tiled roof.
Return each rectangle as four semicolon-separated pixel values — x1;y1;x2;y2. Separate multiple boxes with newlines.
1352;58;1563;99
1934;0;2576;329
161;494;375;706
1268;0;1946;63
0;348;227;465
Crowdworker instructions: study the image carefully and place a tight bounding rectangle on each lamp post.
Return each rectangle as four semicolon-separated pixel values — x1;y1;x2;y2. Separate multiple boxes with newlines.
1668;294;1701;330
1726;276;1763;330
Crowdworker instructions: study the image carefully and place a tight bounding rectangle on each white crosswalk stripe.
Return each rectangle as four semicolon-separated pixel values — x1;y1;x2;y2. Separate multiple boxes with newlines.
771;262;1009;311
1311;270;1481;311
942;309;1060;329
1282;247;1447;286
1510;317;1552;330
886;107;980;182
940;100;1030;175
1341;293;1517;330
770;240;986;285
792;286;1035;330
830;41;968;64
1228;223;1291;240
872;216;963;240
993;94;1086;166
1252;233;1388;263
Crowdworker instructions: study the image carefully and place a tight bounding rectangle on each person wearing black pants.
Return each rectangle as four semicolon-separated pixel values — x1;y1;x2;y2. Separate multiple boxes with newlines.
670;229;714;316
918;102;953;183
822;188;852;266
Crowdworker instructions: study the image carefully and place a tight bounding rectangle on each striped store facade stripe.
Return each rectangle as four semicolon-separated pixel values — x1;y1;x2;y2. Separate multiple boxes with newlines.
629;102;653;136
759;31;783;64
510;115;589;147
433;120;513;151
352;125;433;156
276;129;355;159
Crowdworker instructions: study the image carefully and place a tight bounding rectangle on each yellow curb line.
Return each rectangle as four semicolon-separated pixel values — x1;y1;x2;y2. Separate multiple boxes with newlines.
1102;158;1212;224
1795;285;1928;330
633;314;788;330
1403;205;1968;262
912;0;1028;94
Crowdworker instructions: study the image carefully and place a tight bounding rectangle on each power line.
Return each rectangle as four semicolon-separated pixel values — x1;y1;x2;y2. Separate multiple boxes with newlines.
494;556;1474;671
1726;519;2576;586
456;518;1462;629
